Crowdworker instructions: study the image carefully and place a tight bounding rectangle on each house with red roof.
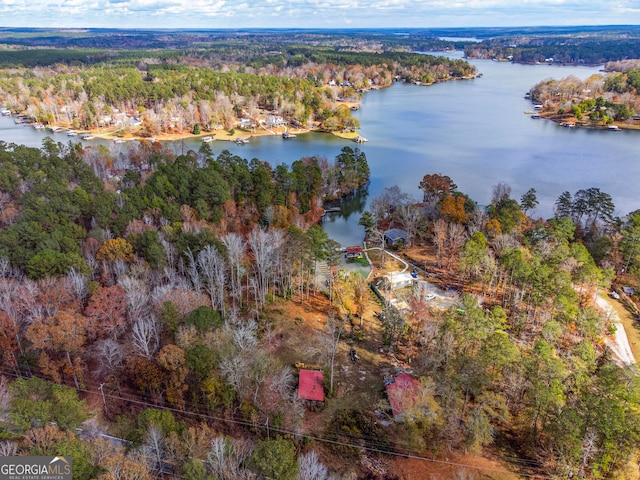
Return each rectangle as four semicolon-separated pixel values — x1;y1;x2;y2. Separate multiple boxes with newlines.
345;246;363;259
298;369;324;402
386;373;420;420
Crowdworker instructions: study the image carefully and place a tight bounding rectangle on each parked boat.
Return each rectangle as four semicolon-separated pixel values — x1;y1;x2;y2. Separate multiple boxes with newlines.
201;136;213;143
81;134;95;140
531;114;541;119
353;136;368;143
48;126;63;133
32;123;45;130
282;131;296;139
608;125;620;131
0;108;10;116
561;122;576;128
234;138;249;145
67;130;78;136
113;138;126;143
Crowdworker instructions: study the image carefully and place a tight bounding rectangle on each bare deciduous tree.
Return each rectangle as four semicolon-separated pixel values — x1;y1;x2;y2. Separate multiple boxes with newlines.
198;244;227;315
118;276;151;322
131;315;159;359
142;425;165;475
297;450;330;480
184;248;202;293
446;222;467;270
0;441;17;457
398;203;422;247
222;233;246;308
248;228;284;309
93;338;124;376
66;268;88;304
207;436;253;480
318;315;345;394
432;219;447;268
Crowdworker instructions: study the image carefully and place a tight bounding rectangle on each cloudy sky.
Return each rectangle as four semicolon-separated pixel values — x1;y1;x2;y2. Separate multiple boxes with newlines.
0;0;638;29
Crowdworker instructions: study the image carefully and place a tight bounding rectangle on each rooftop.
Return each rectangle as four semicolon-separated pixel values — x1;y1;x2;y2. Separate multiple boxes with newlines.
384;228;408;242
298;369;324;402
386;373;420;418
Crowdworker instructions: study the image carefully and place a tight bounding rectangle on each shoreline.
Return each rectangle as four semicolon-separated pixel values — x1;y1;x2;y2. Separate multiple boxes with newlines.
39;109;364;145
50;124;365;145
529;111;640;131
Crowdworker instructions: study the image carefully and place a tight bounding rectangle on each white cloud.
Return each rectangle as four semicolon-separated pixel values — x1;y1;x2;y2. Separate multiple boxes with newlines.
0;0;635;27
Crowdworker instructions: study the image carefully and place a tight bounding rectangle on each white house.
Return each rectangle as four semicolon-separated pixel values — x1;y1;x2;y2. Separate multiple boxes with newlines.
381;271;414;290
265;115;286;127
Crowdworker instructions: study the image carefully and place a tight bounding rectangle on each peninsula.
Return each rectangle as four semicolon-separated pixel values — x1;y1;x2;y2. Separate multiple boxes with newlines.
0;31;476;143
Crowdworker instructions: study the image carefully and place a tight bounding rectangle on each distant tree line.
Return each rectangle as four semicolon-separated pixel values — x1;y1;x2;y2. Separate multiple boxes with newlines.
466;38;640;65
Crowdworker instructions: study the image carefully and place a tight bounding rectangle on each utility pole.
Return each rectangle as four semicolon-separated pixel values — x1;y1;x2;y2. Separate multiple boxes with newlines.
98;383;107;414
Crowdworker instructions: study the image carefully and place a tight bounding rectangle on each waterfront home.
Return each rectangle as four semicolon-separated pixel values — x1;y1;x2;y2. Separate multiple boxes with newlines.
380;271;414;291
265;115;286;127
384;228;408;247
345;246;363;259
238;118;256;129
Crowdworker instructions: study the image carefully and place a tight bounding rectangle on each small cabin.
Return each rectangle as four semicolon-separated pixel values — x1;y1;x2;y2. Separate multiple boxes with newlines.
298;369;324;402
345;246;363;259
386;373;420;421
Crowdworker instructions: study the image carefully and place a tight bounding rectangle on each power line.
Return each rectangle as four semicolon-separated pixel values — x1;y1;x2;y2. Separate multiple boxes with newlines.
0;368;552;479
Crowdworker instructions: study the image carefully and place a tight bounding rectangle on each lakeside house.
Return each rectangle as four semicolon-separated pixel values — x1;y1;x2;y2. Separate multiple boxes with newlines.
265;115;287;127
380;271;414;291
238;118;257;129
384;228;408;247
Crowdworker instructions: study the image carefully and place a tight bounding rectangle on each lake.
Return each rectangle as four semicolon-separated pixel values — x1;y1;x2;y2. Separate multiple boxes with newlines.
0;56;638;246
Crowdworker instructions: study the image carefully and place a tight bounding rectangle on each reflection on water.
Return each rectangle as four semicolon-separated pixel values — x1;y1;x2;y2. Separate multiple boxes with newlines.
325;187;369;220
321;187;369;247
1;58;639;247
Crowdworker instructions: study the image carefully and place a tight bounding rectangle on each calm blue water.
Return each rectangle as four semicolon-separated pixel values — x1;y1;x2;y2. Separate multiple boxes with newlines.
1;57;637;246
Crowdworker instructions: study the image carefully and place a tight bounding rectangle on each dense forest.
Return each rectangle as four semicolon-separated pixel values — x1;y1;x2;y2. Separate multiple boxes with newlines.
1;27;640;479
0;134;637;478
359;176;640;478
